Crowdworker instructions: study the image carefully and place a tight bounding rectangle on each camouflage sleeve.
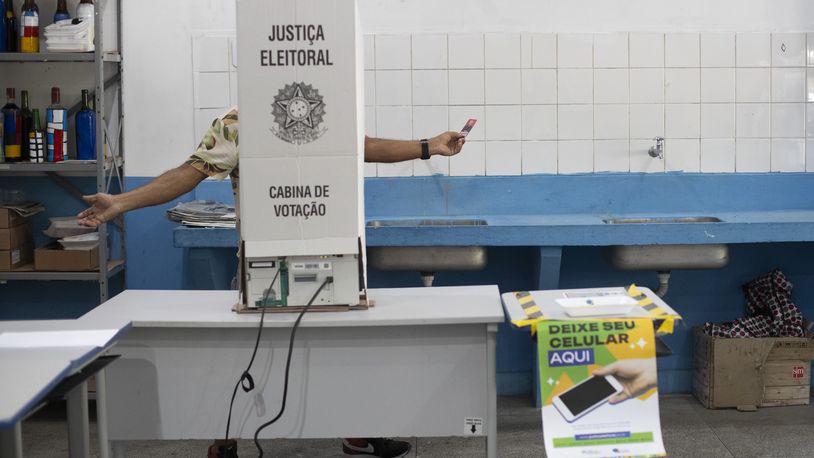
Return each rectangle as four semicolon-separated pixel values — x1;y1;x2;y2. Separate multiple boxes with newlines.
186;109;240;180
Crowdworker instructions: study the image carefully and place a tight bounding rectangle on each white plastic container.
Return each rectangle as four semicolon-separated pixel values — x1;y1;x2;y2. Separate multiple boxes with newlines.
556;295;639;317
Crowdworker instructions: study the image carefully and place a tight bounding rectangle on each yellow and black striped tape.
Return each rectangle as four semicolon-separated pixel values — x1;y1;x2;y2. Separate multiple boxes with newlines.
510;291;546;334
627;284;676;334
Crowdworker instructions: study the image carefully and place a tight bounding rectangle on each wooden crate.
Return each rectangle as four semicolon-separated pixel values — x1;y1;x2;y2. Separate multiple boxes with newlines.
693;328;813;410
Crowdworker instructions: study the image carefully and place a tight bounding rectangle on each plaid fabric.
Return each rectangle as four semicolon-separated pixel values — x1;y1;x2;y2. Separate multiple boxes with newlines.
704;269;805;338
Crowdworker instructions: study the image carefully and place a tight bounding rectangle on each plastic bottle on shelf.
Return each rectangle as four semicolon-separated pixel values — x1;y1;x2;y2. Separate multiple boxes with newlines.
18;89;32;162
0;0;6;52
2;88;20;163
3;0;16;52
19;0;38;53
76;0;93;41
53;0;70;23
76;89;96;160
46;87;67;162
28;108;44;163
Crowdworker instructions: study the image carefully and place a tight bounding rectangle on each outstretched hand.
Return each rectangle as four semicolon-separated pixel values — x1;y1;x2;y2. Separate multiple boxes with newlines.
77;193;121;228
593;358;657;404
429;131;466;157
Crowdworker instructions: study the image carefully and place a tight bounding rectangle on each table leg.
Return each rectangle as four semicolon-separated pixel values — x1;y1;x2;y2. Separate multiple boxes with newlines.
66;380;90;458
486;324;498;458
0;422;23;458
96;370;110;458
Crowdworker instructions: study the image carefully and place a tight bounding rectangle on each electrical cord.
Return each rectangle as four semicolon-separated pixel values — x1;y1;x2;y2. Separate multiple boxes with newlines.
253;276;333;458
222;263;282;450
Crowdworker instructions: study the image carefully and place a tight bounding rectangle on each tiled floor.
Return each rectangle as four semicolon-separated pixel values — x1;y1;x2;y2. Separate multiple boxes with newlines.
16;394;814;457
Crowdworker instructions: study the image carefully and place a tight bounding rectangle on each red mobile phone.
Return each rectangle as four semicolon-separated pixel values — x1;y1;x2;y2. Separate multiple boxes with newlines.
460;119;477;136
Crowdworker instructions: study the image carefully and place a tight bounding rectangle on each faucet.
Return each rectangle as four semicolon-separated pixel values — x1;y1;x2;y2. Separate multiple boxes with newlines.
648;137;664;159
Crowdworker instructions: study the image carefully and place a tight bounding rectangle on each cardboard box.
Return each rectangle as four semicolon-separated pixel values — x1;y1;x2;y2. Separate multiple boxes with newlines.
0;243;34;271
693;327;814;409
35;244;100;271
0;222;32;250
0;209;29;229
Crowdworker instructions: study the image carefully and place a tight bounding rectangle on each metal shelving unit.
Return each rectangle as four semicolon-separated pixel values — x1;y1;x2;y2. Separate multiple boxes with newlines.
0;0;125;302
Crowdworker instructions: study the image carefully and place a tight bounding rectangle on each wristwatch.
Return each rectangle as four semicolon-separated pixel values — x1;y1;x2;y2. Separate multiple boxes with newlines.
420;139;430;160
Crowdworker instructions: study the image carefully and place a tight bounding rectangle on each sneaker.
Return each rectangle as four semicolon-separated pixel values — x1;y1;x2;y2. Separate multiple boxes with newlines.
342;438;411;458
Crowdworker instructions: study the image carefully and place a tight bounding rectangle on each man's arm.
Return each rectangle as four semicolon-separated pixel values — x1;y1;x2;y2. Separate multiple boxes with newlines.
364;131;465;163
77;163;207;228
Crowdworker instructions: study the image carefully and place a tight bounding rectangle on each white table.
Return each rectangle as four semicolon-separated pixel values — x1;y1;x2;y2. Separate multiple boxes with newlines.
80;285;504;458
0;320;131;458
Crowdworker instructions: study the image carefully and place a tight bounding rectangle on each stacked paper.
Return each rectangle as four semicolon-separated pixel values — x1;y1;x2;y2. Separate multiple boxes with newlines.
44;18;94;52
167;200;236;229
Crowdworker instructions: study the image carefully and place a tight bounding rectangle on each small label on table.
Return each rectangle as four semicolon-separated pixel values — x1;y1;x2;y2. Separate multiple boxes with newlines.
464;417;483;436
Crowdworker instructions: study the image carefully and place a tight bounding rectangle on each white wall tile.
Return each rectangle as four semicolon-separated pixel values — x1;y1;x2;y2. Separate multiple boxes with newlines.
558;140;593;173
412;34;448;69
594;69;629;104
364;34;375;70
557;33;593;68
809;33;814;66
772;33;806;67
521;105;557;140
228;73;238;106
413;155;450;177
375;35;411;70
594;140;629;172
630;68;664;104
375;70;412;106
593;33;628;68
521;34;533;69
558;69;593;104
701;104;735;138
630;33;664;68
771;103;805;137
665;68;700;103
736;33;770;67
412;106;449;138
449;70;485;105
666;104;700;138
522;141;558;174
194;108;227;145
771;139;806;172
376;106;412;139
630;104;665;139
364;70;376;105
532;33;557;68
449;33;484;69
736;68;771;103
485;141;522;175
736;138;771;172
736;104;771;138
558;105;594;140
808;140;814;172
194;36;230;72
665;138;700;172
485;33;521;69
377;161;414;177
808;104;814;138
364;162;378;177
449;141;485;176
195;73;229;108
700;33;735;67
665;33;700;68
771;67;806;103
701;68;735;103
630;139;665;172
521;69;557;104
809;69;814;102
485;69;521;105
449;106;485;141
700;139;736;172
484;105;521;140
413;70;448;105
594;104;629;139
365;106;376;137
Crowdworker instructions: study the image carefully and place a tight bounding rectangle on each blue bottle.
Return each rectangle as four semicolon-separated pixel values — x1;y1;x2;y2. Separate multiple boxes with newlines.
53;0;70;22
75;89;96;160
0;0;6;52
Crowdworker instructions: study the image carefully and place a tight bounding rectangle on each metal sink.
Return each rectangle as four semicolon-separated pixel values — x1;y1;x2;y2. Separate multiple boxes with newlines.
367;246;487;272
604;216;722;224
608;244;729;271
367;218;488;228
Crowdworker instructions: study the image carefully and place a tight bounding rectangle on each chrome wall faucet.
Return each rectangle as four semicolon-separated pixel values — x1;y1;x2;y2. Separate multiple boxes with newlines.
648;137;664;159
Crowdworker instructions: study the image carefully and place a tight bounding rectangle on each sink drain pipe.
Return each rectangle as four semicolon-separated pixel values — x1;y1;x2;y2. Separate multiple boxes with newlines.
654;271;671;297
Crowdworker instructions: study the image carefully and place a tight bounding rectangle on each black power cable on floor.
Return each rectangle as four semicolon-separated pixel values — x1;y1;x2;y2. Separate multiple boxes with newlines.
253;276;333;458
